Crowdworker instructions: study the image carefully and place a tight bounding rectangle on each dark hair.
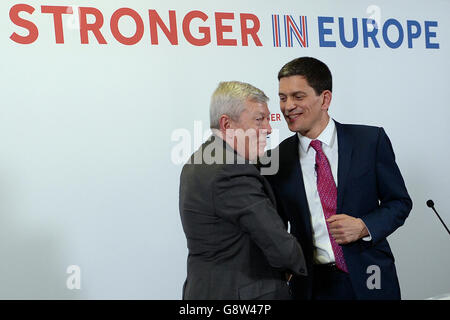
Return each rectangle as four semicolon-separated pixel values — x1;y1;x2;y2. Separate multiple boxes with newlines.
278;57;332;95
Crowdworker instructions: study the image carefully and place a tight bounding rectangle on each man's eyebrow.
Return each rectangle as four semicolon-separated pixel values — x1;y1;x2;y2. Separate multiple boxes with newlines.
278;90;307;96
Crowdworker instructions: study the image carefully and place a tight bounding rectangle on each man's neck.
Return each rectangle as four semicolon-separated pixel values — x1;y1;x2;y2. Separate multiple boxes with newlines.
301;115;330;140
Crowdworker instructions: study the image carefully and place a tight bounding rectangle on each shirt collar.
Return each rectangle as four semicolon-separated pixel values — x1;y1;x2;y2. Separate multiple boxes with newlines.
298;118;337;152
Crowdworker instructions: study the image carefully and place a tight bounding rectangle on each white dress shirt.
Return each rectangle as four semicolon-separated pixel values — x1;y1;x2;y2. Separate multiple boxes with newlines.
298;118;371;265
298;118;339;264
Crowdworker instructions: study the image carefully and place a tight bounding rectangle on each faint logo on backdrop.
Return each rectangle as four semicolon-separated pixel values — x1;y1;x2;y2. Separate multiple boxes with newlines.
66;6;80;31
366;5;381;31
66;265;81;290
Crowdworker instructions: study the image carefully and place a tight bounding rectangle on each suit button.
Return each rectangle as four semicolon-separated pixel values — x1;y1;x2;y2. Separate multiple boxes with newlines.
299;268;306;274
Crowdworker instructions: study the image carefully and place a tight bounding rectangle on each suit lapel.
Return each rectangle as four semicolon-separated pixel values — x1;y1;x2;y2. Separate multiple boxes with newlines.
335;121;353;213
284;134;314;250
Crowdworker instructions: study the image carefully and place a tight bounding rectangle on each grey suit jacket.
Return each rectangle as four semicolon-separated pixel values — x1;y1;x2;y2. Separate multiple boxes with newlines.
179;135;306;300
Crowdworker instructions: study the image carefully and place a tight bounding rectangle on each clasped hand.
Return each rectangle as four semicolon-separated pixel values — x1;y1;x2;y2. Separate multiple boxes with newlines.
327;214;369;245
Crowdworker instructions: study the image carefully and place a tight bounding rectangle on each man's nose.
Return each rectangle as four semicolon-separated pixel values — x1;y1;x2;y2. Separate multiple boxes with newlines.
264;120;272;135
285;97;296;112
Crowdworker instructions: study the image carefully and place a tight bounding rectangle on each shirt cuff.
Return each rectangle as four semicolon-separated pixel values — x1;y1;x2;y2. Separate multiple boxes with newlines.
361;219;372;241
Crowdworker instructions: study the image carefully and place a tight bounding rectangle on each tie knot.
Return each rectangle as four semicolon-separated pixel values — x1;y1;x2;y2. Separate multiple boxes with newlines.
310;139;322;152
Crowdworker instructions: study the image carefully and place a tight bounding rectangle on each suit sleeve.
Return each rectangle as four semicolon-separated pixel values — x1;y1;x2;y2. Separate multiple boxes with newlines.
213;166;307;276
360;128;413;244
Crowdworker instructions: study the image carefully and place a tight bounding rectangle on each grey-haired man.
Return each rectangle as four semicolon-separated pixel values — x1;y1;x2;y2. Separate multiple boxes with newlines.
179;81;307;300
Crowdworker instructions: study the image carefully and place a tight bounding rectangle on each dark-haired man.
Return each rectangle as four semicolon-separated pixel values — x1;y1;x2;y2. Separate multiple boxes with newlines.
265;57;412;300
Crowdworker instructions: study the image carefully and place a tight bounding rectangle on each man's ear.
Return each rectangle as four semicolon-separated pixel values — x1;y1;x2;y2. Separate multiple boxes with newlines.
321;90;332;111
219;115;232;134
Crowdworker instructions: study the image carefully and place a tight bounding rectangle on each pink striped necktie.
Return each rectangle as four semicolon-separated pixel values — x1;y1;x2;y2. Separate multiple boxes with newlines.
310;139;348;273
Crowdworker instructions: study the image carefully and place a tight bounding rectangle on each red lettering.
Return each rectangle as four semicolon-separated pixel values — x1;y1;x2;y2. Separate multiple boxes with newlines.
215;12;237;46
41;6;73;44
110;8;144;45
182;11;210;46
9;4;39;44
9;7;265;47
240;13;262;46
271;113;282;121
79;7;107;44
149;10;178;45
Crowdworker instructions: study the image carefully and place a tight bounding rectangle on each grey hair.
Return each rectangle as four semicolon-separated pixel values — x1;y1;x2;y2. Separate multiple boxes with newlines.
209;81;269;129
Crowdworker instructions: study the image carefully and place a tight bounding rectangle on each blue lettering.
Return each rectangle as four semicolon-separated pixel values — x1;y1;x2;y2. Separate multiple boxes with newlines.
407;20;421;48
318;16;336;47
315;17;439;50
425;21;439;49
362;18;380;48
338;17;358;48
382;18;404;49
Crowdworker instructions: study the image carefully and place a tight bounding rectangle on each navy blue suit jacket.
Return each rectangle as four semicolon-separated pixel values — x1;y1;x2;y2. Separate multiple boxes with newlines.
265;121;412;300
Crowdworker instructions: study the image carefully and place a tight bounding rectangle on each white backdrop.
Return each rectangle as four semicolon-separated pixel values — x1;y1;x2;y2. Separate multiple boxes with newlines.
0;0;449;299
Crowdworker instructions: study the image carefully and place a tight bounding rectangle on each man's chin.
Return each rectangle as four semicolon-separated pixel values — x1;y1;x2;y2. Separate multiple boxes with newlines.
287;123;303;133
